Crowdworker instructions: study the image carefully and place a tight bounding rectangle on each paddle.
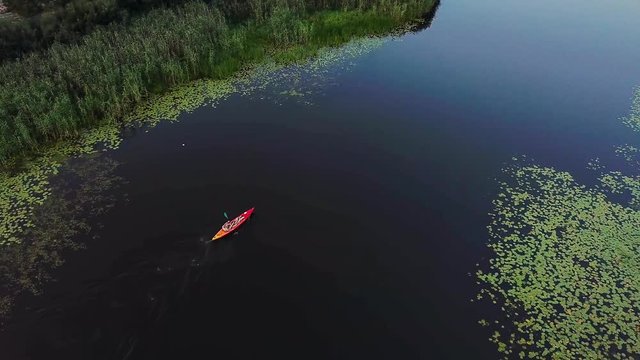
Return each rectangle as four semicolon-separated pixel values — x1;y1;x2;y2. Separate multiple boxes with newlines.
223;211;229;220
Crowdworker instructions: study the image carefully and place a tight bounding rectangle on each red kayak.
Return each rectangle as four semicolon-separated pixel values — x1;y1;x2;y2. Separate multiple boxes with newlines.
211;208;255;241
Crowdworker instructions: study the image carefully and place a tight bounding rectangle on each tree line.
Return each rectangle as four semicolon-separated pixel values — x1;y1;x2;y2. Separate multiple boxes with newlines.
1;0;191;61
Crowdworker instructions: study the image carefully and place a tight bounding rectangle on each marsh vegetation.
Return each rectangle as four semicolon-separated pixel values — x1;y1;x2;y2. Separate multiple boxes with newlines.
0;0;436;165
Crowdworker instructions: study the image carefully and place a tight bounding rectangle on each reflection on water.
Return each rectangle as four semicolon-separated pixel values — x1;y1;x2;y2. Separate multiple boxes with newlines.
411;0;440;32
0;154;123;322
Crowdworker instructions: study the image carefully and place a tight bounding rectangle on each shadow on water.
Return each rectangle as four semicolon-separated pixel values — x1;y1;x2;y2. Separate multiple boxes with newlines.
21;223;400;360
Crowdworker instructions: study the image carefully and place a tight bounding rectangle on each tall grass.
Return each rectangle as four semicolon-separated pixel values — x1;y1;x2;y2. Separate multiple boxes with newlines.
0;0;436;165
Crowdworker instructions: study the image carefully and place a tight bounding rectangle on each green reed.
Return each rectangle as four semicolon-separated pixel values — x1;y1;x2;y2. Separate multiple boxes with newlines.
0;0;435;166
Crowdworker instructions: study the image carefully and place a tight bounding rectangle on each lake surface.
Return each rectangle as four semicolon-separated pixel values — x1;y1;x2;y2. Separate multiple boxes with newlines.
2;0;640;358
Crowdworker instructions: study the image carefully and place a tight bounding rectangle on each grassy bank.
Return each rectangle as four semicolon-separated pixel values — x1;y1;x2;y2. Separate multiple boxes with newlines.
0;0;436;165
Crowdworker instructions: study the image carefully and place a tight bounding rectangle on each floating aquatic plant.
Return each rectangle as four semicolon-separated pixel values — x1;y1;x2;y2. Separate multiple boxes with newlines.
0;155;123;320
478;165;640;359
614;145;640;167
0;129;122;245
126;78;237;126
598;171;640;209
478;90;640;359
233;37;386;105
622;87;640;132
586;157;603;171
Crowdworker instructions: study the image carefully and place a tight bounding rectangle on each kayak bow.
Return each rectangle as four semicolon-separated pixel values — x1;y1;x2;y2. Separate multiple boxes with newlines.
211;207;255;241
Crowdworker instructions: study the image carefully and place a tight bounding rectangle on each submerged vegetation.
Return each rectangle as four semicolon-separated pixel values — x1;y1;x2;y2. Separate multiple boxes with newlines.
477;89;640;359
0;122;123;246
0;0;436;165
0;154;123;320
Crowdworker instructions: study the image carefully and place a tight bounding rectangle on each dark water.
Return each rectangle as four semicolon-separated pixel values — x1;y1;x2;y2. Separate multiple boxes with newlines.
2;0;640;358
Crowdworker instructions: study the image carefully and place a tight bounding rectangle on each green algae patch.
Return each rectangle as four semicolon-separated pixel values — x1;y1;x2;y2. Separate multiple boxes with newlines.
478;165;640;359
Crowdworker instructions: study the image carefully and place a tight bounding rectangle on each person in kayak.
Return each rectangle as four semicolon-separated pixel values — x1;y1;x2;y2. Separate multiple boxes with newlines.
222;217;242;232
212;208;254;241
